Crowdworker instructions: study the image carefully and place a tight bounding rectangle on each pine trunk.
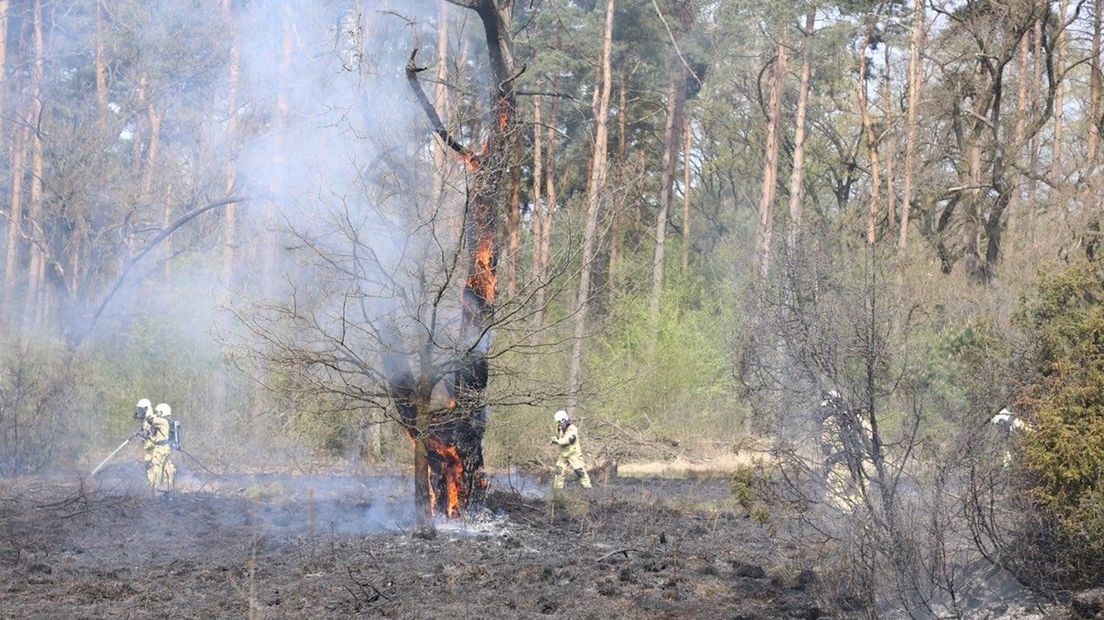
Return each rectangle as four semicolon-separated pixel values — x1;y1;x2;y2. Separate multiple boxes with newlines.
680;113;692;271
222;0;240;285
650;57;687;319
899;0;923;251
566;0;615;417
787;11;814;251
756;43;787;278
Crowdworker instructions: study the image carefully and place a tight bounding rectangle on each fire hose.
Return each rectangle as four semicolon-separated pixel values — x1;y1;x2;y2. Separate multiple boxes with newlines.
176;447;221;478
89;435;135;477
89;434;221;478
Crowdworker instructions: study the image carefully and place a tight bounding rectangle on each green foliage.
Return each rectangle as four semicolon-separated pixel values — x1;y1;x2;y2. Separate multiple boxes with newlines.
586;277;744;446
1015;264;1104;587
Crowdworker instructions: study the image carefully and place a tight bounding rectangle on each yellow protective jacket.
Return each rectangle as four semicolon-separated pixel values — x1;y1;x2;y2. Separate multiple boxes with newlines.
143;414;172;451
554;423;583;460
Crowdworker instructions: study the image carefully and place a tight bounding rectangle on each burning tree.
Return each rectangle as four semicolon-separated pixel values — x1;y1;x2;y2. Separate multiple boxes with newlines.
230;0;528;538
393;0;520;535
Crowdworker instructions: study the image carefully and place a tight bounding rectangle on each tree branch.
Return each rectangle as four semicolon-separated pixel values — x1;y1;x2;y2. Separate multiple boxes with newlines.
74;195;253;349
406;48;473;161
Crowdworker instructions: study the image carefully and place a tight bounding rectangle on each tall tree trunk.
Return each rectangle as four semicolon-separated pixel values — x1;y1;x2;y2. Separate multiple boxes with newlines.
1009;21;1030;249
531;93;543;287
609;76;628;284
24;0;45;326
0;0;8;156
433;1;450;201
899;0;924;251
650;57;688;318
566;0;615;417
882;42;896;232
1053;0;1068;181
222;0;240;285
680;113;692;272
533;79;559;334
756;44;788;279
1028;17;1043;218
95;0;108;133
858;25;883;245
264;1;294;298
507;160;521;298
787;11;814;252
1089;0;1102;165
3;119;27;315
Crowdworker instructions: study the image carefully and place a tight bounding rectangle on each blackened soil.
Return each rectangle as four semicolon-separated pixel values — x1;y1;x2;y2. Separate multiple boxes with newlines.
0;475;826;619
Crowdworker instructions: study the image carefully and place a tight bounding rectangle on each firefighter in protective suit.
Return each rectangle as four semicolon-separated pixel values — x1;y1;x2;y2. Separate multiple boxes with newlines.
550;410;592;489
818;391;872;511
141;402;176;491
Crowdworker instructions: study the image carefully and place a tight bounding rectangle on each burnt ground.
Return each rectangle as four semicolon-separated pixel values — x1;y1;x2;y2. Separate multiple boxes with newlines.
0;468;828;619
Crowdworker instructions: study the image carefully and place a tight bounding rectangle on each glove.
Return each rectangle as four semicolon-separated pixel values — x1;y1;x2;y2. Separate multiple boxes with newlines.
549;438;558;446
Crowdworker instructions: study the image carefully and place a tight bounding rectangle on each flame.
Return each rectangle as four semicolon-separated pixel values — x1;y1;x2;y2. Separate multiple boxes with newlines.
428;437;464;519
499;110;509;130
466;236;496;305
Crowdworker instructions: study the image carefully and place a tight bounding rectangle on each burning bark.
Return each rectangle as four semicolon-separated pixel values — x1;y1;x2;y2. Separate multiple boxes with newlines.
392;0;517;526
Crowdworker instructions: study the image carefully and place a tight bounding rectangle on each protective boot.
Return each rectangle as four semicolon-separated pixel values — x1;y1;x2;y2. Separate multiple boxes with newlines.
575;467;592;489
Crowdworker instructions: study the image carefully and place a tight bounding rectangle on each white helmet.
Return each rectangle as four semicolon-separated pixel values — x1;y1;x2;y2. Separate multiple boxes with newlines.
155;403;172;417
554;410;569;424
136;398;153;419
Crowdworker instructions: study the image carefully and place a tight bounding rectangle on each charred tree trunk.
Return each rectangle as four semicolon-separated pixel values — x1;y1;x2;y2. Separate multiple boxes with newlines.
403;0;517;521
566;0;615;417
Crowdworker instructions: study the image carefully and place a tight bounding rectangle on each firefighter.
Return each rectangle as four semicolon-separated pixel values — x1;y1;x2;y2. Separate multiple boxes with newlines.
990;407;1029;468
141;402;176;491
550;410;592;490
818;391;871;511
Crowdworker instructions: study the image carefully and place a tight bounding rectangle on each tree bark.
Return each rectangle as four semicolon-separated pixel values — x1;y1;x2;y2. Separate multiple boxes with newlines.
566;0;615;417
1052;0;1068;182
680;112;692;272
899;0;923;251
858;25;882;246
530;93;543;311
533;78;559;335
433;1;450;203
756;43;787;279
222;0;240;285
95;0;108;133
650;56;688;318
3;117;27;315
787;11;814;252
1089;0;1102;165
24;0;45;326
882;42;896;232
608;76;628;284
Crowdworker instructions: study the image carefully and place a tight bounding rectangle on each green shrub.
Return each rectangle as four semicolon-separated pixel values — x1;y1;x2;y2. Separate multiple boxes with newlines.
1015;264;1104;588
